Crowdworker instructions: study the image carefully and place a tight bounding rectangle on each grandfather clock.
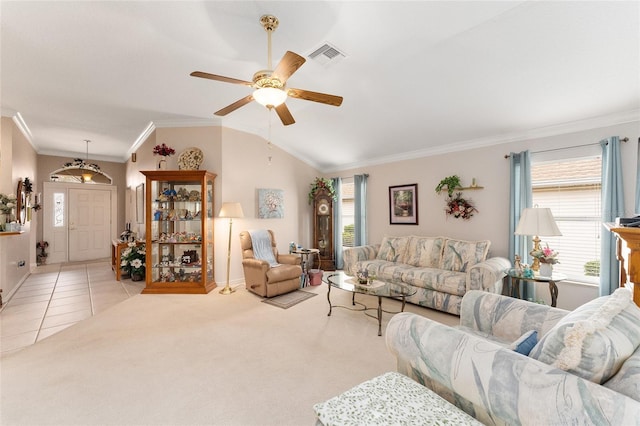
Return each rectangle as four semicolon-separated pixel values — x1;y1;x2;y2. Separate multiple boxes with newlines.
313;188;336;271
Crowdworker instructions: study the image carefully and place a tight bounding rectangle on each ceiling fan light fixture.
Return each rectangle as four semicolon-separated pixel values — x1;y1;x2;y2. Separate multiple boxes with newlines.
253;87;287;107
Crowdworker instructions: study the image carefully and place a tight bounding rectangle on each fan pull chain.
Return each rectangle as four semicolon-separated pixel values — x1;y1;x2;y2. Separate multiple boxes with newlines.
267;108;273;166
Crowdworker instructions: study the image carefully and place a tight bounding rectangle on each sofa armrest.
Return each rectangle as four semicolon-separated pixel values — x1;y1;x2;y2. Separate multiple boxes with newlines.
277;254;301;265
459;290;568;341
466;257;510;293
342;244;380;276
386;312;640;425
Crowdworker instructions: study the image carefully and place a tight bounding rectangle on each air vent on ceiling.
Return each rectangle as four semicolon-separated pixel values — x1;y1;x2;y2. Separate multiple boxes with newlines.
308;42;346;66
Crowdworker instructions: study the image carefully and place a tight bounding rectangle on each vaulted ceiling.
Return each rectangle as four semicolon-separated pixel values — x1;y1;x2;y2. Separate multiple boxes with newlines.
2;1;638;172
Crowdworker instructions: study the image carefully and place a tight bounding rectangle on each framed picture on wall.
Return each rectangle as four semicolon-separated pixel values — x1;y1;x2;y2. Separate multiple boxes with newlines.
389;183;418;225
257;188;284;219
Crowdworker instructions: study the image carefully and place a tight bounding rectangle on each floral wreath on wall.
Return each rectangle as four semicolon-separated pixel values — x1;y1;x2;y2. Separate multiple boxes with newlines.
308;177;337;204
445;193;478;220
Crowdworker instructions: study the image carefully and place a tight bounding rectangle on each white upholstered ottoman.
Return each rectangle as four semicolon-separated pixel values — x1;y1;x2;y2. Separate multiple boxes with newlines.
313;371;482;425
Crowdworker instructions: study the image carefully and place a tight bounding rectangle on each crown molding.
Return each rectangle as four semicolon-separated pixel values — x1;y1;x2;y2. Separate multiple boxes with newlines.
3;111;37;151
38;148;124;163
324;109;640;173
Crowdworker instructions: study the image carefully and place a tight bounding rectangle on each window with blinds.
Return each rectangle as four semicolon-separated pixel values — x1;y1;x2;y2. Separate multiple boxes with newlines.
531;156;601;284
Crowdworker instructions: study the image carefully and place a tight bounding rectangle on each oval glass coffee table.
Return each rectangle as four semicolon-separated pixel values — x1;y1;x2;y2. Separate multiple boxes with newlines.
324;271;417;336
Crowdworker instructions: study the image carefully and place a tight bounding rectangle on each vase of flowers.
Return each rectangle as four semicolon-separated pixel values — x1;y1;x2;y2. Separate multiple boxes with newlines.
153;143;176;170
532;244;559;277
120;242;146;281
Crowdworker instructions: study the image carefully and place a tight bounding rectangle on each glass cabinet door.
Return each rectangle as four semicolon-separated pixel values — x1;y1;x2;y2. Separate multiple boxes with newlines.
150;179;203;283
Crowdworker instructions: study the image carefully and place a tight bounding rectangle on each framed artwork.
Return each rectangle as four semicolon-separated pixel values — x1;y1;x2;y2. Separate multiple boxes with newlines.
389;183;418;225
136;183;144;224
257;188;284;219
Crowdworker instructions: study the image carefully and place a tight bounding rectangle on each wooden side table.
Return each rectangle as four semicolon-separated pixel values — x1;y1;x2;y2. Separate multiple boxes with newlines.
505;268;567;307
291;248;319;287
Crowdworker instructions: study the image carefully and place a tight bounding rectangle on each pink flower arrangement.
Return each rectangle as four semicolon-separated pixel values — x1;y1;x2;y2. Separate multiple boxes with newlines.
532;244;559;264
153;143;175;157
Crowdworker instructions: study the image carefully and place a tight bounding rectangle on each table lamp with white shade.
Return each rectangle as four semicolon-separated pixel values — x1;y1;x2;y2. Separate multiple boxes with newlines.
514;207;562;272
218;202;244;295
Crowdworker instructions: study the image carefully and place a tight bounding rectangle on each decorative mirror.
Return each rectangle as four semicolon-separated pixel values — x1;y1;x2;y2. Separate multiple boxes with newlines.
16;180;25;224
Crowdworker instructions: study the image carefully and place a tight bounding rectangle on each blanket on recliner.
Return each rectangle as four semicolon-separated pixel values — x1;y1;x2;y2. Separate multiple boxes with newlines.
249;229;279;267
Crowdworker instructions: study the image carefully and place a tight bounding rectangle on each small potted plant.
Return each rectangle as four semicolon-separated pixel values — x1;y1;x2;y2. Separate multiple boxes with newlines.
435;175;461;197
120;243;146;281
36;240;49;265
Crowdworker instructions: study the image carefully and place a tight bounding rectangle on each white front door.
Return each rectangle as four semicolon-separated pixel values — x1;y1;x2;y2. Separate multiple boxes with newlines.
43;182;117;264
68;188;111;261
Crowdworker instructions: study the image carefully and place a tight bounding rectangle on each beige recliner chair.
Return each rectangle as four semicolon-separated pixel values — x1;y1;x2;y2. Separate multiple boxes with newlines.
239;230;302;297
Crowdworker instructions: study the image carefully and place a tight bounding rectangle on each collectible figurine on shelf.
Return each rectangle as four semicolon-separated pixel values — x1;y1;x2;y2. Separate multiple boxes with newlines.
514;254;523;275
523;265;534;279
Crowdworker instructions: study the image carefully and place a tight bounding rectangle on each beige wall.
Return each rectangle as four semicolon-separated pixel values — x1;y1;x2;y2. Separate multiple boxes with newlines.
125;125;320;288
333;121;639;310
3;116;638;309
0;117;38;298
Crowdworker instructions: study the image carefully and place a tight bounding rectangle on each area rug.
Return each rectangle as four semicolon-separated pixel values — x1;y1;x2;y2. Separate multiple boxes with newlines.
262;290;317;309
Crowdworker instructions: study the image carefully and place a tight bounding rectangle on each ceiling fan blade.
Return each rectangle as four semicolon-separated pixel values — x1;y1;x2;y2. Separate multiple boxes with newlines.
287;88;343;107
214;95;254;116
190;71;253;86
274;103;295;126
271;51;306;84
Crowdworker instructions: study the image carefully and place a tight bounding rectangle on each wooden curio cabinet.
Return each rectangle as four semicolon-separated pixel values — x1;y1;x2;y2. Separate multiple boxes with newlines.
141;170;216;294
313;188;336;271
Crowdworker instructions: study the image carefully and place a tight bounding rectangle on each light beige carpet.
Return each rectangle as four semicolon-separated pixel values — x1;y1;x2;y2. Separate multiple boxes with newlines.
0;282;458;425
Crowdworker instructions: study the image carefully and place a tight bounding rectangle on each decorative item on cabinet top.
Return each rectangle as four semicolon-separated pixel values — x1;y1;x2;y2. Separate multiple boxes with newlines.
178;147;204;170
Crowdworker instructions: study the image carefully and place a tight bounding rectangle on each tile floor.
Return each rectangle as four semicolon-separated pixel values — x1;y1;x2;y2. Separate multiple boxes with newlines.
0;259;144;355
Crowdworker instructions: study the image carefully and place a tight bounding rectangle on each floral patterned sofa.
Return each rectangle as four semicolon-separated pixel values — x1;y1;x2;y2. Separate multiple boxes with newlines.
386;288;640;425
343;236;510;315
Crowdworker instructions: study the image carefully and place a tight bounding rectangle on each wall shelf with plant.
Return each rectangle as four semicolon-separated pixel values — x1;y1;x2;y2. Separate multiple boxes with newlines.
435;175;481;220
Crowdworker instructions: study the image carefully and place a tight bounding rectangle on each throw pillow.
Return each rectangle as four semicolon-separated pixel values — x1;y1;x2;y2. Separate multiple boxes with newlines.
529;287;640;384
440;238;490;272
509;330;538;356
404;236;444;268
376;236;409;263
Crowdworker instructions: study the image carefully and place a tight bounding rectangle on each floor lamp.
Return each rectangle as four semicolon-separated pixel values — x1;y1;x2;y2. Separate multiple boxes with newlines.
515;207;562;272
218;202;244;295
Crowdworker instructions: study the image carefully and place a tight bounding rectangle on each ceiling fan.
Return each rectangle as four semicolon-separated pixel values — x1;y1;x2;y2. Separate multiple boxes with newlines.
190;15;343;126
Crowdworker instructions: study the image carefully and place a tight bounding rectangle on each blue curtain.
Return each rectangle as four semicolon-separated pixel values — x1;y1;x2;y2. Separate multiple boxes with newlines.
332;177;343;270
600;136;625;296
509;151;532;298
509;151;533;261
354;174;368;246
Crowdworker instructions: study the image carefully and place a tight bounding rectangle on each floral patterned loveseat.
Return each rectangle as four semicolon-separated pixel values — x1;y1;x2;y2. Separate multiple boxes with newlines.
343;236;510;315
386;289;640;425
